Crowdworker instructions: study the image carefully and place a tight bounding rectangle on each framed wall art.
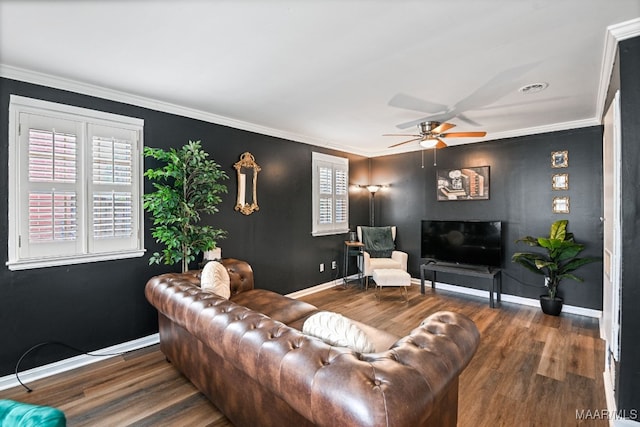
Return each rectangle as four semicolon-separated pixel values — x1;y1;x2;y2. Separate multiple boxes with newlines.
552;173;569;190
437;166;490;201
551;150;568;168
552;196;570;213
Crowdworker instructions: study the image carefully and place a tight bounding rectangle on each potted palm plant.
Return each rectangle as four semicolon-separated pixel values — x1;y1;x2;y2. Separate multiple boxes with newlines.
511;219;599;315
143;140;228;273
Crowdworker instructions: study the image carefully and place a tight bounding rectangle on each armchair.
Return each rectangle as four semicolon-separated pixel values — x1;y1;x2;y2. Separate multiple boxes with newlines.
357;226;408;288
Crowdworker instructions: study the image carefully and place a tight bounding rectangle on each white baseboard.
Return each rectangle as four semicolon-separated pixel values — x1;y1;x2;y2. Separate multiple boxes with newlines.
0;333;159;392
286;276;348;298
290;276;602;318
423;279;602;318
0;274;601;391
604;368;617;427
0;275;353;392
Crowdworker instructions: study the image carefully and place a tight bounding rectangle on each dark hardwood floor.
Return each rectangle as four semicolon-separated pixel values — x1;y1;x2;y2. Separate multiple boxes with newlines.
0;284;607;426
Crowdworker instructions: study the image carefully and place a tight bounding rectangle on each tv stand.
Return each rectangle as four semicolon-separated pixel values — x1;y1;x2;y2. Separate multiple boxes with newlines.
420;261;501;308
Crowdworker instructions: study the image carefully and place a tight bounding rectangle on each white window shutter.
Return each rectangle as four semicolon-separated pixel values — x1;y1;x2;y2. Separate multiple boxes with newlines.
312;152;349;236
7;96;144;270
88;124;140;253
18;113;84;260
334;167;348;224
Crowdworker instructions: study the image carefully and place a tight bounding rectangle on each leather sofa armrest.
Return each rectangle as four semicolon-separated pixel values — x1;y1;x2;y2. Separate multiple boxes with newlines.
220;258;254;296
274;310;480;426
175;258;255;296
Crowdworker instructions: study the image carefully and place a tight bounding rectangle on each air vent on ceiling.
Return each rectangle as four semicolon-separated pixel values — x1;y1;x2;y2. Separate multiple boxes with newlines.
519;82;549;94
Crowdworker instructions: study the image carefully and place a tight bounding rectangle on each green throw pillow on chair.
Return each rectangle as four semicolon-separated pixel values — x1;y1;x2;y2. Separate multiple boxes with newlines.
360;226;395;258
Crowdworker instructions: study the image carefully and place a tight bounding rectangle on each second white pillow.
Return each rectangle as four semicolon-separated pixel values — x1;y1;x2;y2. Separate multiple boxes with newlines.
302;311;376;353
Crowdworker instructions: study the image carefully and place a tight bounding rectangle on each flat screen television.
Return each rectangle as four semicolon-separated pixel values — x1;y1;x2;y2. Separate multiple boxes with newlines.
421;220;503;268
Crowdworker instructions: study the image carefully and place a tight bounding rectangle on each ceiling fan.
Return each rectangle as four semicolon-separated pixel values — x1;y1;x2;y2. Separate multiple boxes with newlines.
384;121;487;149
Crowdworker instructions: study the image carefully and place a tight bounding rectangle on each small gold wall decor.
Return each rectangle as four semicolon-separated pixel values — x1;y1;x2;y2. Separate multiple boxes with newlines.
552;196;570;213
551;150;568;168
234;152;261;215
552;173;569;190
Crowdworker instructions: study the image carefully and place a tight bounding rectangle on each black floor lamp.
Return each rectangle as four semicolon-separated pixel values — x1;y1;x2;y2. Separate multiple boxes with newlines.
366;185;380;226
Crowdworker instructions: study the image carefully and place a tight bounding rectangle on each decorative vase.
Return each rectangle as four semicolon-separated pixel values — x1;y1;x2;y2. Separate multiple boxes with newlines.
540;295;563;316
204;247;222;261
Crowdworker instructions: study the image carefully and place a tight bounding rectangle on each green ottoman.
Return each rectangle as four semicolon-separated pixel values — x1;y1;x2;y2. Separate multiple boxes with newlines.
0;400;66;427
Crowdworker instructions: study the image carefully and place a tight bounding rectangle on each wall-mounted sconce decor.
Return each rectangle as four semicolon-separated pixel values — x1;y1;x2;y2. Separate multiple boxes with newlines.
234;152;261;215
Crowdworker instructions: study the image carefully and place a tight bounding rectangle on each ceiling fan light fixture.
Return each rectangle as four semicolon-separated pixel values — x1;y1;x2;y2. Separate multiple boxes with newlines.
419;138;438;149
518;82;549;94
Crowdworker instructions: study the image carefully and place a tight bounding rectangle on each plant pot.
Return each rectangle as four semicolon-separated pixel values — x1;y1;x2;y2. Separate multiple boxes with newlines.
540;295;563;316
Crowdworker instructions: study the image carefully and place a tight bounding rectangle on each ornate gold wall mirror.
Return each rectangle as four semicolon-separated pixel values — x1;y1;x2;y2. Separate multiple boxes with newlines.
234;152;261;215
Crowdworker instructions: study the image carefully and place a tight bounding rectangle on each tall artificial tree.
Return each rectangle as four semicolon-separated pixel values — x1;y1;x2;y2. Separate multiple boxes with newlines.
143;140;228;272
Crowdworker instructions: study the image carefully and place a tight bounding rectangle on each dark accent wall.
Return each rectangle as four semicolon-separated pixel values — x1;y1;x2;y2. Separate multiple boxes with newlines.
0;77;369;376
370;126;604;309
616;35;640;413
0;74;612;381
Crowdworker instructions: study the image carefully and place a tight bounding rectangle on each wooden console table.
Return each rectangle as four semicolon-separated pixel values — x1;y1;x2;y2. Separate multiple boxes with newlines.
420;262;502;308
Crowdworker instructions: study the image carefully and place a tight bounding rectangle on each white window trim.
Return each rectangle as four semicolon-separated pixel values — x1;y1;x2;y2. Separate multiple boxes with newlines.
7;95;145;271
312;152;349;236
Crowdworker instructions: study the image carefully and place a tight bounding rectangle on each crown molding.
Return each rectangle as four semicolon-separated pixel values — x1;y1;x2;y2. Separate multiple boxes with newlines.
481;118;600;141
0;64;350;152
608;16;640;41
371;117;600;157
595;18;640;123
0;60;616;159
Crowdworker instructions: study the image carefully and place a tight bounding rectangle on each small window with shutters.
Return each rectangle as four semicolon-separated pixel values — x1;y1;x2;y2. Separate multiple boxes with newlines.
7;95;144;270
312;152;349;236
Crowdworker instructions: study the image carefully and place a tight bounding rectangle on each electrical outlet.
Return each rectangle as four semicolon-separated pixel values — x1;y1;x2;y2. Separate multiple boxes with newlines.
319;263;324;272
331;261;337;270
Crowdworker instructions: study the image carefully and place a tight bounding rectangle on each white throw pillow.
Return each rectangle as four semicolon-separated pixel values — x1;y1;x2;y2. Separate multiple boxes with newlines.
200;261;231;299
302;311;376;353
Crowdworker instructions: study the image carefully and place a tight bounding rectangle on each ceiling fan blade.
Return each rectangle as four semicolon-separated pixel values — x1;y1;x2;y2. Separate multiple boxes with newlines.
455;113;483;127
388;137;422;148
388;93;447;114
452;61;540;113
431;122;456;134
440;131;487;138
383;133;421;137
435;138;448;149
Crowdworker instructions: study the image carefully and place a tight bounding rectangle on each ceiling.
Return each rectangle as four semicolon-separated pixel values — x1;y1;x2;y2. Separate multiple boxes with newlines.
1;1;639;157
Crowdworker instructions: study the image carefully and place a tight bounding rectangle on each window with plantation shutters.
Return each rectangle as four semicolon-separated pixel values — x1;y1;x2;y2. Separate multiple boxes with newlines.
27;128;78;245
7;96;144;271
88;126;138;253
312;152;349;236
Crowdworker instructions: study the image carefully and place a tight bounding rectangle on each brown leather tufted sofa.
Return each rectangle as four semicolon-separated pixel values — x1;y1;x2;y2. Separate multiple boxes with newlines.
145;258;480;427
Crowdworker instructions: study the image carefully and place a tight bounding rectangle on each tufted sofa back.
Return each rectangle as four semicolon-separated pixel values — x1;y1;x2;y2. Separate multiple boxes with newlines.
145;265;481;427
